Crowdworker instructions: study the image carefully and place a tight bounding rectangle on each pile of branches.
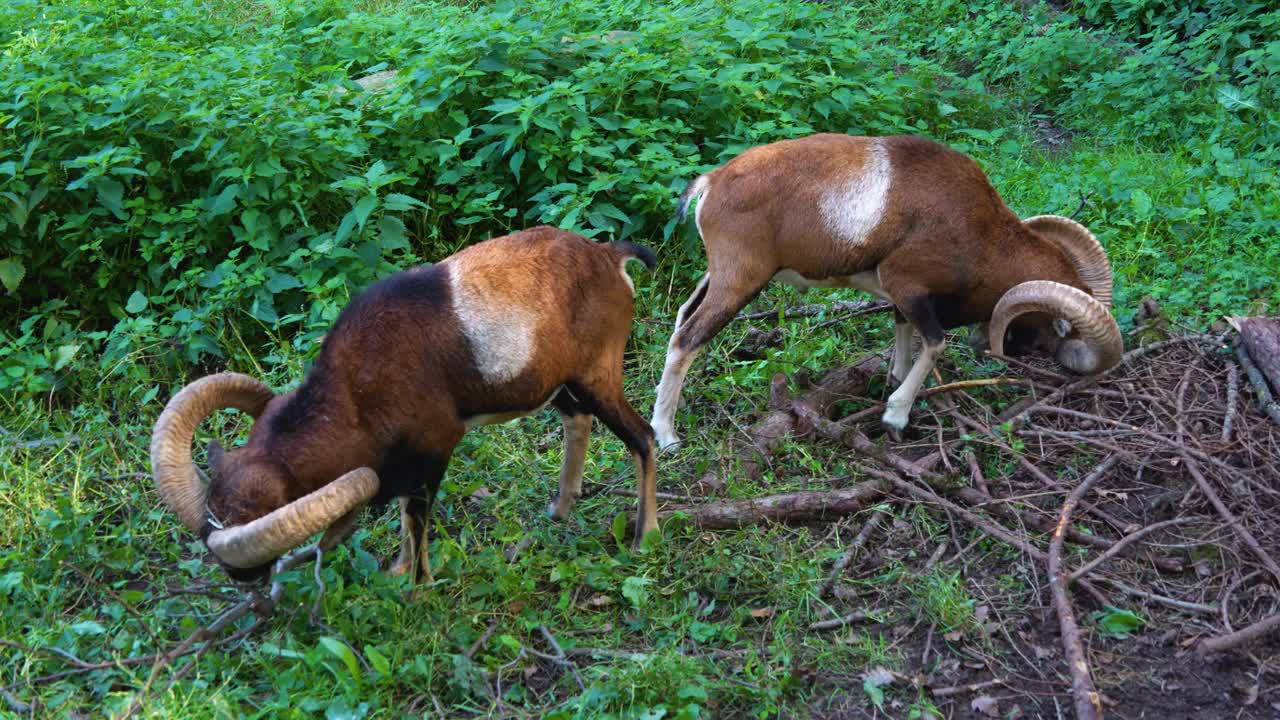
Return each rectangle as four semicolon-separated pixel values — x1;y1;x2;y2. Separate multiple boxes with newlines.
658;313;1280;718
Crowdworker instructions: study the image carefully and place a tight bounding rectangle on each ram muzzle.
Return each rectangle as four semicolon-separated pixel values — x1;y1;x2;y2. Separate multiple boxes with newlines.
150;372;378;569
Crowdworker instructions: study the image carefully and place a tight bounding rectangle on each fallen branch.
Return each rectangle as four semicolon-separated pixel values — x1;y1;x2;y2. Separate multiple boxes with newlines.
1180;454;1280;586
1218;570;1260;635
1197;612;1280;655
1232;316;1280;393
794;407;930;479
852;462;1048;564
995;334;1222;427
122;545;325;717
3;434;81;451
808;611;868;631
1;688;31;715
1091;577;1216;615
931;677;1007;698
1221;362;1240;442
838;377;1029;426
465;621;500;659
1031;406;1239;476
1048;458;1115;720
738;358;884;481
819;512;884;598
948;412;1139;541
1235;342;1280;426
1068;518;1198;583
63;561;161;647
494;627;586;699
659;482;886;530
610;488;693;503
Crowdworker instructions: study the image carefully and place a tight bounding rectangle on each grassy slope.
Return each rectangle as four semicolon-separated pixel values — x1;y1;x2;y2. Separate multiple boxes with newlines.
2;0;1277;717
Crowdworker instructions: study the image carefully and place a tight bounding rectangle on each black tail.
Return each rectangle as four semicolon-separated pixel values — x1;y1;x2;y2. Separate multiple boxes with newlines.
612;240;657;270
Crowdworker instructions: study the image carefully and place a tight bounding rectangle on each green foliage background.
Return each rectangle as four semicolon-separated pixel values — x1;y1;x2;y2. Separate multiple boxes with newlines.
0;0;1277;717
3;0;1276;397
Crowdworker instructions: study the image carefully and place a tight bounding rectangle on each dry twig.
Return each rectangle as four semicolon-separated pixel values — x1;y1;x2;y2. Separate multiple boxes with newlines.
1221;362;1240;442
808;611;869;631
1048;458;1116;720
819;512;884;597
1180;454;1280;586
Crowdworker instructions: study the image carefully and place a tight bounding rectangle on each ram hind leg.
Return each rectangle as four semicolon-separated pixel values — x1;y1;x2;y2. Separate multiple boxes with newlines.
575;372;659;550
548;389;592;521
651;272;765;450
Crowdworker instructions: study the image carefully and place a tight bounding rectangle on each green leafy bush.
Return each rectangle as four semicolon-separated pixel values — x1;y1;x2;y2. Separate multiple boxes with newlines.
0;0;1006;395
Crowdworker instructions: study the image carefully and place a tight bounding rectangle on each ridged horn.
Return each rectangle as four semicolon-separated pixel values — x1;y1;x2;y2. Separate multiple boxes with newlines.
206;468;378;568
1024;215;1113;307
989;280;1123;375
150;373;274;534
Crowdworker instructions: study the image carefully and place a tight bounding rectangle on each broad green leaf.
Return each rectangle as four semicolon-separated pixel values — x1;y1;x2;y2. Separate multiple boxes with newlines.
2;190;27;227
53;344;81;371
352;195;378;230
1130;189;1152;218
355;239;382;267
1092;606;1145;639
71;620;107;635
509;149;526;181
95;177;125;217
364;646;391;677
1205;186;1235;212
126;291;149;314
689;621;718;643
209;185;240;217
677;684;708;702
266;273;302;293
621;576;652;608
0;258;24;293
324;697;368;720
1216;85;1257;111
0;571;22;597
611;512;628;548
319;636;363;689
249;292;278;325
334;211;359;246
378;216;407;250
383;193;427;212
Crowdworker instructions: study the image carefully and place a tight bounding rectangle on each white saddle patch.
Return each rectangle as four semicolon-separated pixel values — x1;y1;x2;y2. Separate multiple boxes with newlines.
449;265;536;385
819;139;891;248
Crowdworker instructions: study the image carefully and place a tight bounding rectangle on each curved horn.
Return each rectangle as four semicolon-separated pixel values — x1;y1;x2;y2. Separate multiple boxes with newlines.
1024;215;1113;307
150;373;274;534
206;468;379;568
989;280;1123;375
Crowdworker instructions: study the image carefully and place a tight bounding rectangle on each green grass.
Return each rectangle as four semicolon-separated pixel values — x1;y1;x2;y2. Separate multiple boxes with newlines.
2;0;1278;715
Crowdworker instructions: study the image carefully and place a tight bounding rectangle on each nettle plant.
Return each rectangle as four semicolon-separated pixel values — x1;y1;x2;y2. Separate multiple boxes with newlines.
0;0;1004;396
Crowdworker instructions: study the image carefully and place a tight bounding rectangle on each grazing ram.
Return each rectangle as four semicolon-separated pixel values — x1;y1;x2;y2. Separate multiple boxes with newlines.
651;133;1121;448
151;226;659;582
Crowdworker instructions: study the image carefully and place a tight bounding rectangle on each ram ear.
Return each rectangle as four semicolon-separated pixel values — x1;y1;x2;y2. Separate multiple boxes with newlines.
207;440;226;475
